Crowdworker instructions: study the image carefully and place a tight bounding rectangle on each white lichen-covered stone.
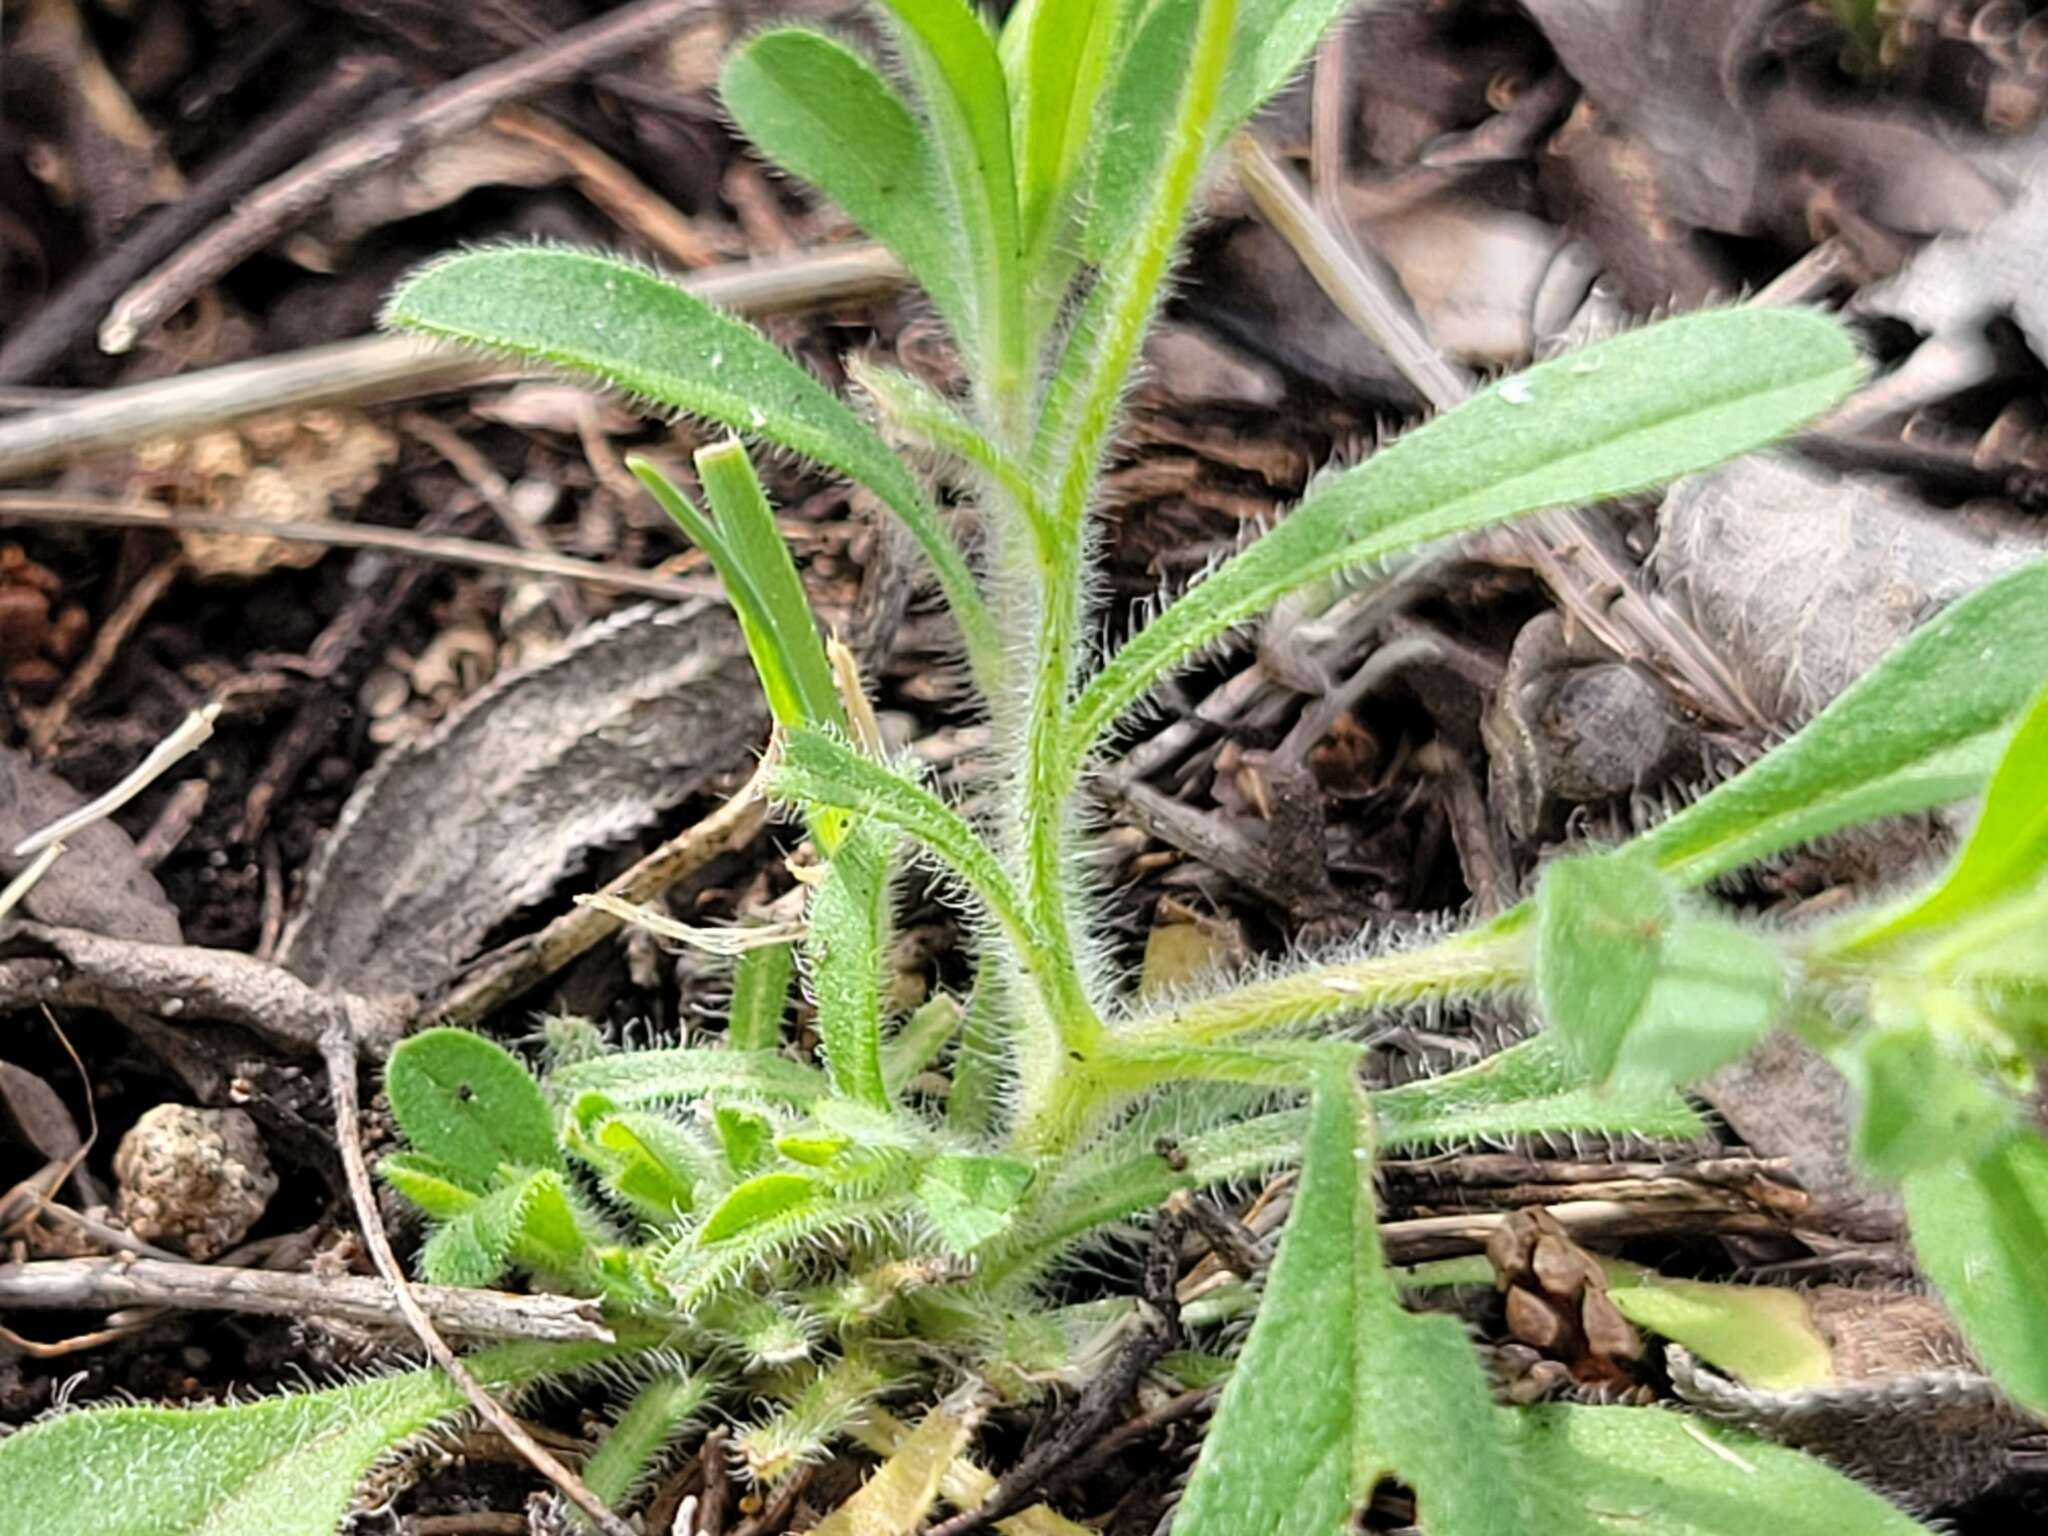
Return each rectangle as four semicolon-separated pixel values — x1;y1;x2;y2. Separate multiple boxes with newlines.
113;1104;276;1260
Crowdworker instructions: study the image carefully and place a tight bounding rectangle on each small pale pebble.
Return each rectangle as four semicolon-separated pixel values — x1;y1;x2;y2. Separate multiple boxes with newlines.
114;1104;277;1260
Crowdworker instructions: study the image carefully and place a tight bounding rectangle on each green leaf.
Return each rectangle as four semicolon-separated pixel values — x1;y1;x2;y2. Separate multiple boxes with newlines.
551;1046;828;1109
582;1371;714;1512
715;1103;774;1174
806;820;894;1108
1847;1015;2017;1182
915;1154;1036;1253
986;1104;1308;1285
851;360;1040;524
378;1151;482;1219
1640;558;2048;888
1173;1075;1519;1535
637;443;841;735
1834;674;2048;954
1001;0;1124;254
419;1170;591;1289
1035;0;1234;492
420;1179;527;1287
1068;309;1864;770
386;1027;560;1186
729;940;797;1053
721;28;970;338
884;993;962;1096
695;439;842;732
383;249;998;683
1903;1131;2048;1414
772;728;1030;955
1535;849;1784;1090
1220;0;1366;133
1536;853;1670;1079
700;1171;820;1245
1507;1404;1936;1535
1371;1035;1707;1151
776;1130;853;1167
871;0;1020;386
0;1342;612;1536
567;1095;704;1222
1600;1261;1835;1391
1172;1081;1929;1536
1074;0;1197;266
1612;918;1783;1088
945;962;1006;1137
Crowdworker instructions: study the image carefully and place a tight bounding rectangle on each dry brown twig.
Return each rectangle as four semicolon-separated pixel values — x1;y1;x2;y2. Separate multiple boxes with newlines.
95;0;726;357
0;243;905;480
0;1256;612;1343
0;58;406;385
318;1024;636;1536
0;493;723;605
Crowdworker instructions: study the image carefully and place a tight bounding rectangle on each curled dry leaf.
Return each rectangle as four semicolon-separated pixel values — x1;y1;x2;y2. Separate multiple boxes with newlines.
277;604;767;1005
0;1058;83;1162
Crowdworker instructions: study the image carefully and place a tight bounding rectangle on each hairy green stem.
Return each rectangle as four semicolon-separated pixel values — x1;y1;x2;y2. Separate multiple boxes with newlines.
1121;929;1530;1048
1011;0;1238;1143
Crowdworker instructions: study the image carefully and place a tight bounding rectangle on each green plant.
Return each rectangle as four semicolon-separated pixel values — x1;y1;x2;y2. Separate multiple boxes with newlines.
8;2;2046;1532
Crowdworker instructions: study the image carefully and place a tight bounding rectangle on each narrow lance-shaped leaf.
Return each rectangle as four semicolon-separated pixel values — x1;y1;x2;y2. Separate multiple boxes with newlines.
1001;0;1124;255
1902;1130;2048;1415
582;1372;715;1512
1072;0;1205;268
806;820;894;1108
0;1341;618;1536
1371;1034;1707;1150
1829;673;2048;955
871;0;1021;391
722;29;972;341
1633;557;2048;889
729;940;797;1052
1142;560;2048;1052
1067;309;1864;775
384;249;1000;684
771;728;1033;963
852;360;1043;534
1219;0;1372;132
631;459;814;732
1173;1077;1937;1536
1173;1073;1521;1535
1036;0;1235;491
696;439;845;733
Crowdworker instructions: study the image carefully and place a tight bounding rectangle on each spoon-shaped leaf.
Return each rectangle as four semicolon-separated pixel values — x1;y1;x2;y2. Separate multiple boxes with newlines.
384;248;998;683
721;30;971;341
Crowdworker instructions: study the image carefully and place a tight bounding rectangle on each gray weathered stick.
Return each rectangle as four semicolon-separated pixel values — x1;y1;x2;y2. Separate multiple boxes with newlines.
97;0;718;355
0;1257;612;1343
0;244;904;481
